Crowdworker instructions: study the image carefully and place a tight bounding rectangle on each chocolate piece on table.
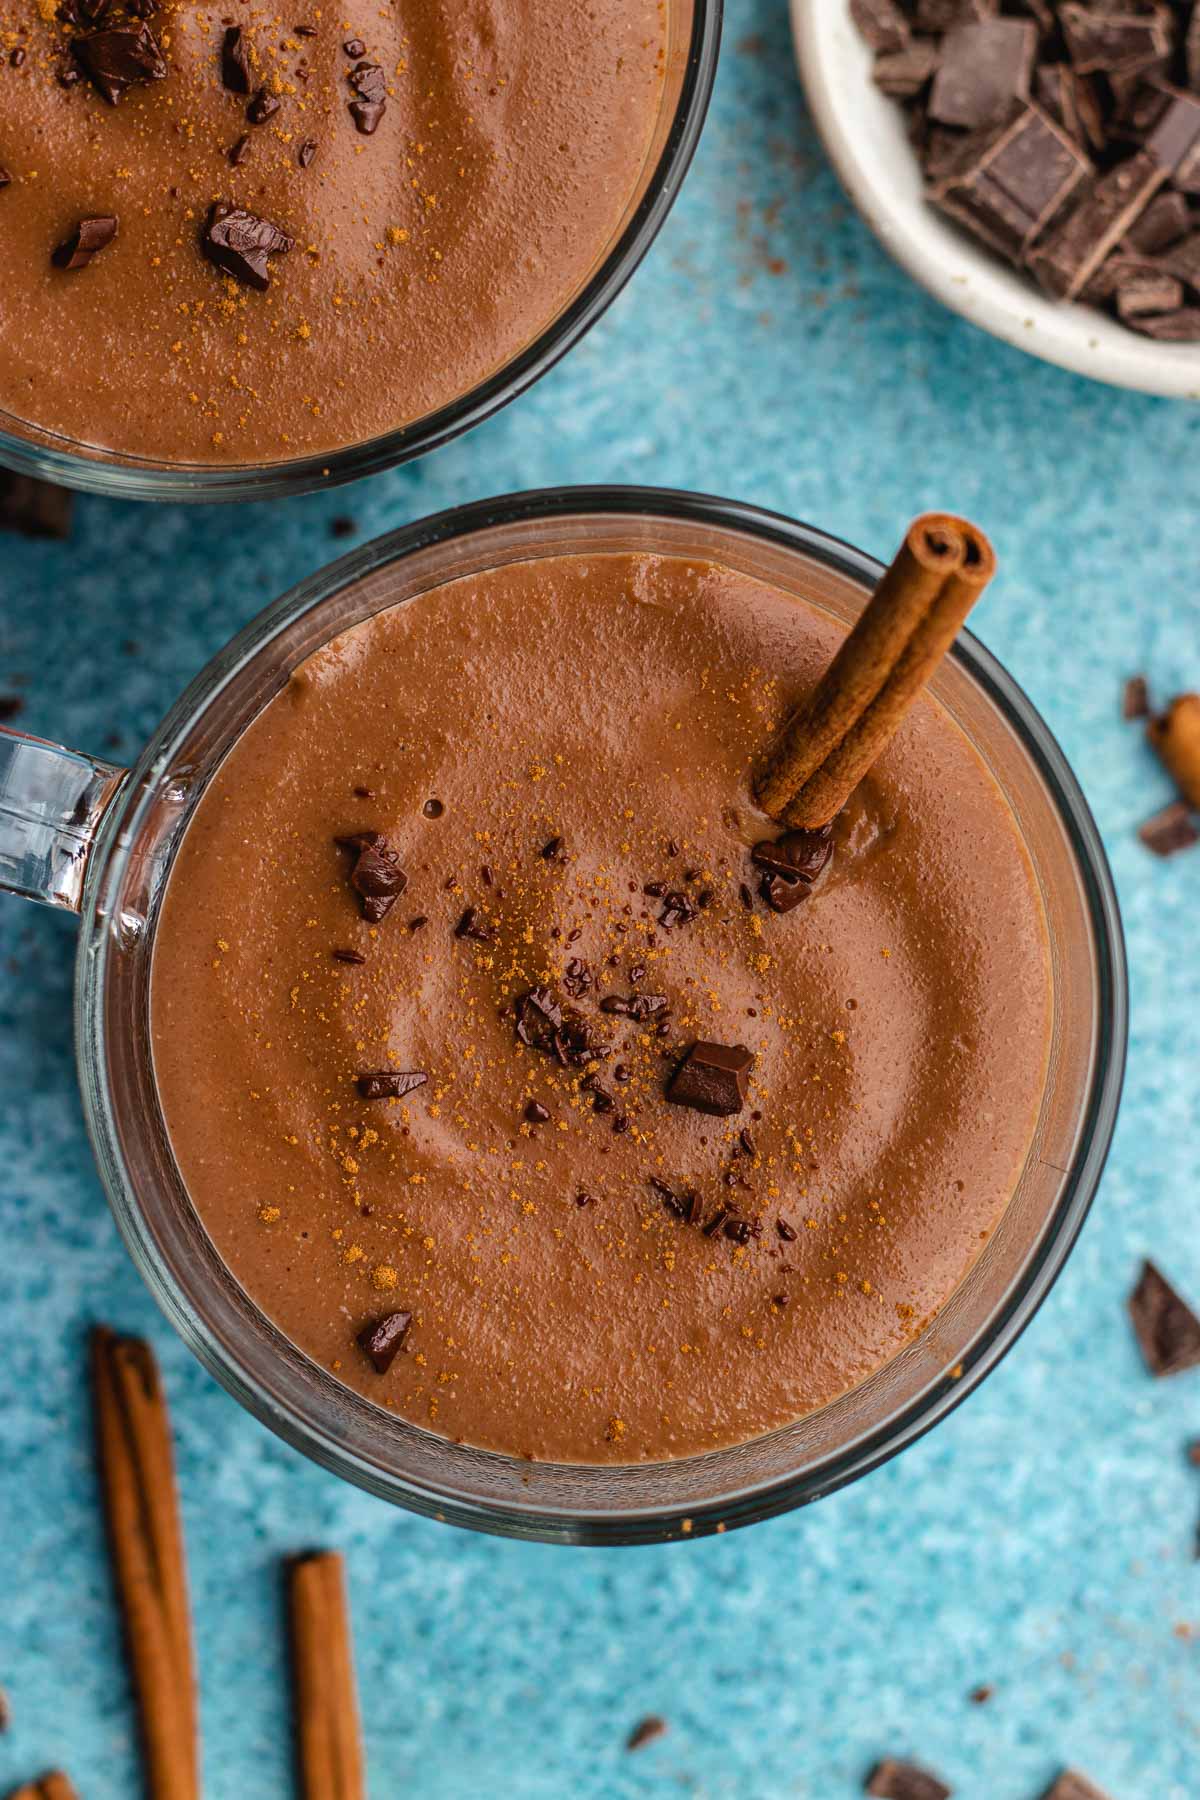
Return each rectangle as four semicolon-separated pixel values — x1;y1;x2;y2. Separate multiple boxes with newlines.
1027;151;1167;300
74;21;166;103
0;473;73;538
849;0;908;53
1121;674;1150;720
1059;4;1172;81
357;1310;411;1373
865;1760;951;1800
874;43;939;100
356;1070;427;1100
929;19;1037;130
221;23;250;92
1038;1773;1112;1800
52;215;117;269
1129;305;1200;337
1138;798;1199;853
333;830;407;921
1129;1259;1200;1375
1124;189;1190;254
626;1716;667;1752
1115;270;1184;318
933;103;1090;263
666;1041;754;1117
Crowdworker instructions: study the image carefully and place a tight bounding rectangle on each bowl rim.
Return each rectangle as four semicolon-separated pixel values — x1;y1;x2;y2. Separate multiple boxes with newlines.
75;486;1128;1543
0;0;722;502
791;0;1200;399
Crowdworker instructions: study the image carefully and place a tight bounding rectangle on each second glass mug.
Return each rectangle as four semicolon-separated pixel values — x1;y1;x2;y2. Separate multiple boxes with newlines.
0;488;1126;1543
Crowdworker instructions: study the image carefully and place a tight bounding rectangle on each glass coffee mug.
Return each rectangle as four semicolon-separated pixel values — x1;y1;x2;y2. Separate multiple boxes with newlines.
0;489;1127;1542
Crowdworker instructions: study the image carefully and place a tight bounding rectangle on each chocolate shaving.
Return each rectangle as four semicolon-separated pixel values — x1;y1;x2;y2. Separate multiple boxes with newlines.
356;1070;427;1100
1129;1259;1200;1375
626;1717;667;1752
332;947;366;964
202;201;293;291
865;1760;951;1800
540;835;565;861
220;24;250;92
334;830;407;921
51;215;117;271
524;1099;550;1124
514;988;601;1068
74;21;166;103
247;84;280;124
455;905;495;944
357;1310;411;1373
298;137;317;167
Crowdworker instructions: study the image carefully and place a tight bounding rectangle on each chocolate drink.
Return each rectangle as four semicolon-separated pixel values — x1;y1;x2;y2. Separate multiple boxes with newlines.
0;0;665;465
150;551;1052;1464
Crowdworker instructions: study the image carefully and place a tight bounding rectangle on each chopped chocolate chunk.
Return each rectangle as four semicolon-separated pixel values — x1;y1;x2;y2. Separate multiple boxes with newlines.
1129;1260;1200;1375
10;46;25;65
723;1215;759;1245
57;61;83;85
1028;151;1167;300
514;987;600;1067
422;798;444;818
74;21;166;103
228;133;252;166
0;167;10;188
455;905;495;943
600;992;668;1020
666;1041;754;1117
221;23;251;92
1127;305;1200;339
626;1717;667;1752
408;914;427;931
348;58;387;132
850;0;908;53
759;870;812;913
1122;675;1150;720
357;1309;411;1373
247;84;281;124
562;957;592;998
874;43;939;99
202;201;293;291
865;1760;951;1800
658;889;697;930
776;1216;798;1241
1115;270;1184;319
52;214;118;270
1038;1774;1112;1800
929;19;1037;130
356;1070;427;1100
751;825;834;885
650;1175;688;1218
1059;5;1171;81
332;947;366;964
334;830;407;921
738;1127;756;1156
589;1083;615;1114
933;103;1090;263
574;1190;596;1208
0;473;73;538
541;834;565;861
1125;189;1190;254
524;1099;550;1125
295;21;317;35
297;137;318;167
1138;799;1199;855
702;1205;732;1238
343;35;365;55
738;881;753;909
1147;94;1200;179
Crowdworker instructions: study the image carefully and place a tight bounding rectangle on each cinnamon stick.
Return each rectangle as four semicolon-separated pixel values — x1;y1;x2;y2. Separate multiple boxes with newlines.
1148;692;1200;810
4;1774;80;1800
288;1551;365;1800
756;513;996;828
91;1326;199;1800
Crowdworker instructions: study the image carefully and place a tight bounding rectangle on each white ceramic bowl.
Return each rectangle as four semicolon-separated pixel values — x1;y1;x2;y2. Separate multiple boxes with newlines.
792;0;1200;398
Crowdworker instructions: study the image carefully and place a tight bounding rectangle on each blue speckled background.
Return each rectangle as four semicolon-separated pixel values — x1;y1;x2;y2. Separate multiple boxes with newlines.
3;4;1200;1795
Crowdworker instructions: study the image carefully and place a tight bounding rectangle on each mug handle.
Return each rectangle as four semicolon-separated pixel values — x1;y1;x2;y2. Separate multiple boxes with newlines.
0;725;126;912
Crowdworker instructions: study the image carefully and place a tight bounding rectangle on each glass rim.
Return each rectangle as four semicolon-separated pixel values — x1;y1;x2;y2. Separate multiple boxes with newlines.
74;486;1128;1542
0;2;721;504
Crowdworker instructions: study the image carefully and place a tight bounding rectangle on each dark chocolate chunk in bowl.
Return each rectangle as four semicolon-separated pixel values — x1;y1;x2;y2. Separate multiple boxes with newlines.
356;1070;427;1101
666;1040;754;1116
202;201;293;291
928;19;1038;131
357;1310;411;1373
74;20;166;103
932;104;1090;265
52;215;118;270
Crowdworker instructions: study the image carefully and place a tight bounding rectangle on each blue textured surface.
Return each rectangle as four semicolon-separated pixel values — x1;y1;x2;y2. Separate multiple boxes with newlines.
3;4;1200;1796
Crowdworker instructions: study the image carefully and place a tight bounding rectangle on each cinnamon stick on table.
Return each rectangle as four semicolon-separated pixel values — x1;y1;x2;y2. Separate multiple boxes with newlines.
288;1551;366;1800
756;513;997;829
91;1326;200;1800
4;1774;80;1800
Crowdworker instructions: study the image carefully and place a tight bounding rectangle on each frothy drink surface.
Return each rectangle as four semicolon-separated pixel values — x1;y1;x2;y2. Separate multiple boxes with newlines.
0;0;665;464
151;553;1051;1463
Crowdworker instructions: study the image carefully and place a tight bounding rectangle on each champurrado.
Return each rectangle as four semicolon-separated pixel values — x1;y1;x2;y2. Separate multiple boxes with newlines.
150;552;1052;1464
0;0;665;465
